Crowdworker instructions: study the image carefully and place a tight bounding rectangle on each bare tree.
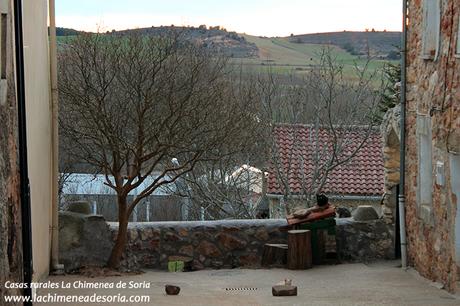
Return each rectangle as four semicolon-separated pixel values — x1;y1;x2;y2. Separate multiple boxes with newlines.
167;72;269;220
179;47;386;218
58;32;260;268
261;48;384;213
177;160;266;220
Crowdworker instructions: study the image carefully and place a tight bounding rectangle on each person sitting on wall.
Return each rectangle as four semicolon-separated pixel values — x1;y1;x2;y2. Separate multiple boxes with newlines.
291;194;330;219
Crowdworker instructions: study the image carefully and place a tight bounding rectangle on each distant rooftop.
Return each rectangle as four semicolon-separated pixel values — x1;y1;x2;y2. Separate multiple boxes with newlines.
267;124;384;196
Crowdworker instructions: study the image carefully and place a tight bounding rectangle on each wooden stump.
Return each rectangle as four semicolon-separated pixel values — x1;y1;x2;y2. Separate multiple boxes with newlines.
314;229;326;265
261;244;288;267
287;230;312;269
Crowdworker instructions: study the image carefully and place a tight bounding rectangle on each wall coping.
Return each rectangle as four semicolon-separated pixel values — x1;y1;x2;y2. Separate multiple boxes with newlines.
108;219;288;230
108;218;385;230
336;217;385;225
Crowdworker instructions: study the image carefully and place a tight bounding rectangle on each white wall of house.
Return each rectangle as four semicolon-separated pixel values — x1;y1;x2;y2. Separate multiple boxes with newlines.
23;0;53;281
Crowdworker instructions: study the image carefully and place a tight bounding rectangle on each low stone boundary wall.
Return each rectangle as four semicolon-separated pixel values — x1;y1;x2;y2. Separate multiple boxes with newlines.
336;218;395;261
109;218;395;271
109;219;288;271
59;216;395;272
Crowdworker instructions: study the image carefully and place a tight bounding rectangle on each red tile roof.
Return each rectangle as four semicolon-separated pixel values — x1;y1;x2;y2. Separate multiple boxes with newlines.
267;124;384;196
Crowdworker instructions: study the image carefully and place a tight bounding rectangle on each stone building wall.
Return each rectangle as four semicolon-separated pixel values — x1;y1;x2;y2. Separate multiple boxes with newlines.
405;0;460;292
0;1;23;304
381;105;401;224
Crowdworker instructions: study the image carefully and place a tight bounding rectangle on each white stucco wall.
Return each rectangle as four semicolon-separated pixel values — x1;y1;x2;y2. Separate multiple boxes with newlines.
22;0;52;281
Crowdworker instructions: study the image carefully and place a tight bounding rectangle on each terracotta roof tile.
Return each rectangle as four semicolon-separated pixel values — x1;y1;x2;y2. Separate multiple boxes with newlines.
267;124;384;196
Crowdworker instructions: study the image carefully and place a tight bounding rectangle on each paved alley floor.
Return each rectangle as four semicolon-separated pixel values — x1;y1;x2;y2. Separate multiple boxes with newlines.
37;261;459;306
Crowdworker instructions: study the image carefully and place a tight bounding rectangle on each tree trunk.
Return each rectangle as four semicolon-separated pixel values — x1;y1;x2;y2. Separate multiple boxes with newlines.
287;230;312;269
283;195;292;215
107;195;128;269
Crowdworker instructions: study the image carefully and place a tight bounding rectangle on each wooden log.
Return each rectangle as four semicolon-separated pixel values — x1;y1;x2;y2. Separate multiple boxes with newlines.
287;230;312;269
314;229;326;265
261;243;288;267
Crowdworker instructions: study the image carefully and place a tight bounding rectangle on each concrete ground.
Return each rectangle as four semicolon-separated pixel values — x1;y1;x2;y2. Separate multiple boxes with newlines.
37;261;459;306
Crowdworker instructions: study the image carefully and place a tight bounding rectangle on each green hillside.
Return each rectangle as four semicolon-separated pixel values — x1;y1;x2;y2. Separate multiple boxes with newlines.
290;31;401;58
55;27;398;79
233;35;396;78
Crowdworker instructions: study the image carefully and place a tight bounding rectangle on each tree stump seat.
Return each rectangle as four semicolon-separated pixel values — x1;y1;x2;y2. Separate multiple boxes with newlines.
287;229;312;269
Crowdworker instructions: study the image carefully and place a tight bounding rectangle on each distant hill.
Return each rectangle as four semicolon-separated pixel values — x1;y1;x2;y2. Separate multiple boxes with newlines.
55;27;82;36
55;25;258;58
55;27;399;78
116;26;258;58
288;31;401;59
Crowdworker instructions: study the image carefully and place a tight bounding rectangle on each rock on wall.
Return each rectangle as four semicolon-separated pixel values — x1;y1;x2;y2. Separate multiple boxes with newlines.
336;218;395;261
405;0;460;292
110;220;288;271
59;212;114;272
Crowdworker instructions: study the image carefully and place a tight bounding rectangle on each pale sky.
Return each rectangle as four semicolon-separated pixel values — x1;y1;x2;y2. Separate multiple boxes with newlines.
56;0;403;37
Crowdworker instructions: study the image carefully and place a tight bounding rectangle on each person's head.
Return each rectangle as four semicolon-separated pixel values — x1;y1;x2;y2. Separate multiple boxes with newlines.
316;194;328;207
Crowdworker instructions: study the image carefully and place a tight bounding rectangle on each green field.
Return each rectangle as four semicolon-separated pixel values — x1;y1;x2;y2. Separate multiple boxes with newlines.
57;33;396;81
233;35;396;80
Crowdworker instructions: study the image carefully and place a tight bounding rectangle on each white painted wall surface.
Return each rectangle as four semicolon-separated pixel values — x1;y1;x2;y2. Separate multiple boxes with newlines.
23;0;52;281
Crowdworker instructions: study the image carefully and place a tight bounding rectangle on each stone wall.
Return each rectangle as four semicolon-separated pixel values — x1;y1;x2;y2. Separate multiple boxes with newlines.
59;212;114;272
0;2;23;305
109;219;288;271
104;218;394;271
336;218;394;261
405;0;460;292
